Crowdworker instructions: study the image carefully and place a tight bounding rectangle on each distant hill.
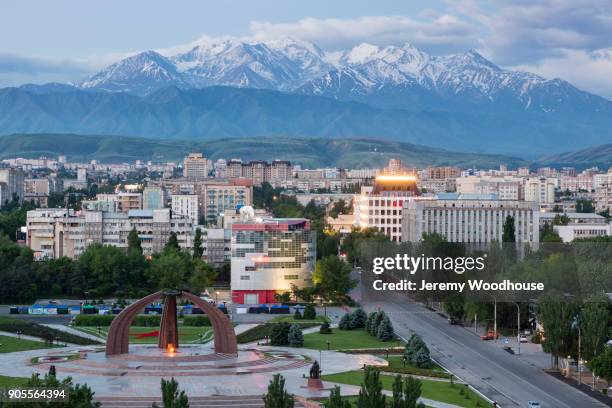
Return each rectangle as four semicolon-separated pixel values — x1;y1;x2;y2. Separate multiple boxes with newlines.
0;134;525;169
537;144;612;169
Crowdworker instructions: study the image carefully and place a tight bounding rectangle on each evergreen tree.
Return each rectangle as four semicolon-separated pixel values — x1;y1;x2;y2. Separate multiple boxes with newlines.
193;228;203;259
414;348;431;368
319;321;332;334
392;375;403;408
338;313;351;330
270;322;291;346
263;374;295;408
287;324;304;347
370;311;385;337
365;312;377;335
164;232;181;253
403;376;423;408
502;215;516;243
152;377;189;408
6;373;100;408
350;308;368;329
293;309;302;320
127;227;142;254
376;315;395;341
303;304;316;320
327;385;351;408
357;367;385;408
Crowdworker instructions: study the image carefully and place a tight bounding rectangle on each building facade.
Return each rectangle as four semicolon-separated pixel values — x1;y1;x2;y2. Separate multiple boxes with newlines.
230;218;316;305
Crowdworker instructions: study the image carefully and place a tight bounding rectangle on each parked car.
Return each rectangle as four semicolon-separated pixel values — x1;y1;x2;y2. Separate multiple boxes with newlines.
520;335;528;343
527;401;541;408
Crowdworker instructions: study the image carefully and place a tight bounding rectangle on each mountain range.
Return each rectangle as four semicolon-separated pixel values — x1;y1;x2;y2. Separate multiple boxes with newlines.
1;38;611;156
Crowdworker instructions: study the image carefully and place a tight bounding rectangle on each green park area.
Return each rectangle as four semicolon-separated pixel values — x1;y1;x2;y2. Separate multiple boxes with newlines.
303;329;403;351
270;315;330;324
322;370;489;408
0;335;56;353
76;325;213;344
0;375;29;387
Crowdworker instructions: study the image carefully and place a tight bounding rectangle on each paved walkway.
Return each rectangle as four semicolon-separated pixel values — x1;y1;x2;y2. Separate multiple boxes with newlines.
0;330;49;343
43;323;105;343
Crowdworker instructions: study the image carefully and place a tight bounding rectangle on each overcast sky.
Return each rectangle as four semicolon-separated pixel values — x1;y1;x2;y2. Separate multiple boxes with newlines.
2;0;612;98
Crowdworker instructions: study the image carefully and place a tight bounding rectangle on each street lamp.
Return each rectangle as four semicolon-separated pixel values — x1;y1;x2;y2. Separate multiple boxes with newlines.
514;302;520;355
572;316;581;385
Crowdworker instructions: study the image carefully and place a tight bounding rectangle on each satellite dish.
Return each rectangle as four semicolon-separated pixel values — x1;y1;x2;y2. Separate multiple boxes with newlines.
239;206;255;220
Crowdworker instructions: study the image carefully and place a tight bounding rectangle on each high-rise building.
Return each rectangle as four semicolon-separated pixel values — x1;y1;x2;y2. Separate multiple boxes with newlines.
77;167;87;182
524;177;556;204
354;174;420;242
143;186;166;209
230;218;316;304
183;153;209;180
456;176;523;200
171;194;199;223
402;193;539;244
0;167;25;204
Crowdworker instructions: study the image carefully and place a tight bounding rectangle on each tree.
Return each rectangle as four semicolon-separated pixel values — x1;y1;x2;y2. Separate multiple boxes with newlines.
502;215;516;243
313;255;357;302
357;367;385;408
365;312;377;335
339;313;351;330
5;373;100;408
377;315;395;341
193;228;203;259
270;322;291;346
127;227;142;254
293;309;302;320
303;304;316;320
392;375;423;408
263;374;294;408
189;259;217;295
287;324;304;347
576;199;595;213
152;377;189;408
404;335;428;365
580;298;610;360
589;346;612;387
538;294;580;369
319;321;332;334
274;292;291;303
164;232;180;253
414;348;432;368
350;308;368;329
370;311;386;336
327;386;351;408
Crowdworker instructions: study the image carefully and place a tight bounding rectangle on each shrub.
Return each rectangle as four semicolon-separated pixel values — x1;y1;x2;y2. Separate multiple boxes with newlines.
319;322;332;334
270;322;291;346
287;324;304;347
236;323;319;344
303;304;316;320
365;312;377;334
182;315;211;327
350;308;367;329
338;313;351;330
293;309;302;320
0;317;99;346
132;315;161;327
369;311;385;336
263;374;294;408
73;315;115;327
376;315;395;341
414;347;432;368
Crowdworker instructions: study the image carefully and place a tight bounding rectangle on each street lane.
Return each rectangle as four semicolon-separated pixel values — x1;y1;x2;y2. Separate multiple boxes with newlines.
358;276;606;408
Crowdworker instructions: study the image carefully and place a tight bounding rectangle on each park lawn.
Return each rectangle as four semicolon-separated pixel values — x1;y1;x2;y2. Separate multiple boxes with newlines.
77;326;213;344
0;335;55;353
0;375;29;387
322;370;489;408
270;315;330;324
303;329;403;351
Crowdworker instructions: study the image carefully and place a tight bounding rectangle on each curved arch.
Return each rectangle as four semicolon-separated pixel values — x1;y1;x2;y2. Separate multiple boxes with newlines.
105;291;164;355
182;292;237;355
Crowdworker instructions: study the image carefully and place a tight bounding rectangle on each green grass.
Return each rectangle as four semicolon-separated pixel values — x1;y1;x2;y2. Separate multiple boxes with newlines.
385;356;445;372
0;335;56;353
322;370;489;408
303;329;403;351
76;326;213;344
0;375;29;387
270;315;330;324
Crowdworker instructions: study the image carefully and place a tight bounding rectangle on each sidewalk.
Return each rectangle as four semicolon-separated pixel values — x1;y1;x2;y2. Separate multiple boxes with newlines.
42;323;105;343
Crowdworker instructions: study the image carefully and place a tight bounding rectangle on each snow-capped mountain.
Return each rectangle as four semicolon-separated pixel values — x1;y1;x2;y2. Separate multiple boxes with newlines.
78;38;611;116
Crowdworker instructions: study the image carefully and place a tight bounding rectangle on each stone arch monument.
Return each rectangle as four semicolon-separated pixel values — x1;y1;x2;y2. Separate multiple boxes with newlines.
105;290;237;356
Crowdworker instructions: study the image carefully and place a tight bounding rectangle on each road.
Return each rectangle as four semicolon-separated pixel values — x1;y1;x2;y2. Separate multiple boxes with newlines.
356;273;606;408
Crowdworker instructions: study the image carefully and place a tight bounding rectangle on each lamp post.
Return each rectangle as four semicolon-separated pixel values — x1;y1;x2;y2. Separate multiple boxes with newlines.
514;303;520;355
572;316;581;385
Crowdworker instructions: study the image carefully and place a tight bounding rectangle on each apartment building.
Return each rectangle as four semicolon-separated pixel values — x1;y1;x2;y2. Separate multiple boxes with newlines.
0;167;25;204
456;175;523;200
183;153;209;180
171;194;199;223
143;186;166;209
524;177;556;204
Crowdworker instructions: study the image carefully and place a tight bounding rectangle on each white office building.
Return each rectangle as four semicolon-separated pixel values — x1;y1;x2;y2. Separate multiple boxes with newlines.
402;193;540;244
171;194;199;223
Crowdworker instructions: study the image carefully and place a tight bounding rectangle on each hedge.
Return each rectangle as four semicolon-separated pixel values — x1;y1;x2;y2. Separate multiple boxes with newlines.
72;314;161;327
237;322;319;344
0;317;100;345
373;365;451;379
183;315;211;327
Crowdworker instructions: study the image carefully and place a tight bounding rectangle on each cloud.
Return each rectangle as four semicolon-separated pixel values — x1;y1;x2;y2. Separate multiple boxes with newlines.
248;15;480;54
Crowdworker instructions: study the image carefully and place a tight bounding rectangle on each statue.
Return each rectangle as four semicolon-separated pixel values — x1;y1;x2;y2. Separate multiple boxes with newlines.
309;360;321;379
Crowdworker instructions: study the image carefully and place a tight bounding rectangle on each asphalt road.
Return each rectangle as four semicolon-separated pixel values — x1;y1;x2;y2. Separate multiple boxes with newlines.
357;274;606;408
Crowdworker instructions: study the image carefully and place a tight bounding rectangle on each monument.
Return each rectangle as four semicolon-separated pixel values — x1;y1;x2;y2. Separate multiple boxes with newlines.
105;289;237;356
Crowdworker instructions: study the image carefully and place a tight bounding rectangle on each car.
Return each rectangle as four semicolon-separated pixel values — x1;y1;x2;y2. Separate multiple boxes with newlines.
527;401;541;408
520;335;528;343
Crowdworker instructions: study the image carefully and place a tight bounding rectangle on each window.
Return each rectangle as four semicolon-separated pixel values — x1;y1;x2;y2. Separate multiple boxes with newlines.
284;274;299;280
240;275;250;280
